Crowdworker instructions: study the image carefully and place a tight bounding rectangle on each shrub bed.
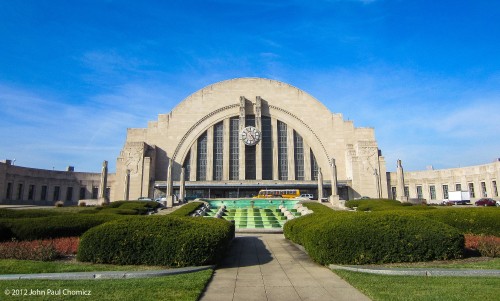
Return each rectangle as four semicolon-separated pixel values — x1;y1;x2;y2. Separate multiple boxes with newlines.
0;208;63;219
0;237;79;261
415;208;500;236
169;202;205;216
0;214;125;241
345;199;435;211
465;234;500;257
284;210;464;265
77;215;234;267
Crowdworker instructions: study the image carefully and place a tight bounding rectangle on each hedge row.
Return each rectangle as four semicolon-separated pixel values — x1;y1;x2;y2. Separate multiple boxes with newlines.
344;200;500;236
169;202;205;216
345;199;435;211
415;208;500;236
0;208;64;219
77;216;235;267
0;214;126;241
284;204;464;265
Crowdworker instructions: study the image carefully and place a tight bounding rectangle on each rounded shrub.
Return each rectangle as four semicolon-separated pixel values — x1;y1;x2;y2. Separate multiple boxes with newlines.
3;214;125;241
0;208;63;219
285;211;464;265
169;202;205;216
77;215;234;267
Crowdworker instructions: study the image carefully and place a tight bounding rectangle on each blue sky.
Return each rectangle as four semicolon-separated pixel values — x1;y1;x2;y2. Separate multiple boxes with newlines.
0;0;499;172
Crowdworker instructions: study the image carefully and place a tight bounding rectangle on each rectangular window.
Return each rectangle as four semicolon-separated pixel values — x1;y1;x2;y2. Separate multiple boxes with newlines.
66;187;73;202
6;182;13;200
28;185;35;201
183;151;191;181
455;183;462;191
493;180;498;197
391;187;397;199
213;122;224;181
53;186;60;201
261;116;273;180
442;185;449;199
17;183;23;200
481;182;487;197
310;151;319;181
79;186;86;200
429;185;436;200
229;117;239;180
469;183;475;198
92;186;98;199
196;132;208;181
416;186;423;199
404;186;409;198
277;121;288;180
41;185;47;201
294;131;304;180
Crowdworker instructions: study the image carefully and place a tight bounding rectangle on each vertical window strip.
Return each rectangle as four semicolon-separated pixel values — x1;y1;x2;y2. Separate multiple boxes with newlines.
277;120;288;180
183;150;191;181
213;122;224;181
294;131;304;180
197;132;208;181
229;117;239;180
311;151;318;180
261;116;273;180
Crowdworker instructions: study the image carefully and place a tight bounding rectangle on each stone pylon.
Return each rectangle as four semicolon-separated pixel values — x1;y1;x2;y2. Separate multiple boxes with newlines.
396;159;408;202
98;160;109;205
179;167;186;203
317;168;324;202
166;158;174;208
329;159;341;206
374;168;381;199
124;169;130;201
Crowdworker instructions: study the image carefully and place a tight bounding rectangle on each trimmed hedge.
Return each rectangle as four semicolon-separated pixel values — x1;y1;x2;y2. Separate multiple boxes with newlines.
0;214;126;241
169;202;205;216
77;215;234;267
284;206;464;265
345;200;499;236
345;199;435;211
0;208;64;219
415;208;500;236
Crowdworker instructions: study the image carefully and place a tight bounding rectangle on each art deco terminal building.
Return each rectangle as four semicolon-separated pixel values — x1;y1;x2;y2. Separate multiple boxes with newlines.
1;77;498;205
113;78;387;202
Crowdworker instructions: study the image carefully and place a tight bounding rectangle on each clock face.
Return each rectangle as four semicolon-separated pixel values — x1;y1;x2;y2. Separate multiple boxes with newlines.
240;126;261;146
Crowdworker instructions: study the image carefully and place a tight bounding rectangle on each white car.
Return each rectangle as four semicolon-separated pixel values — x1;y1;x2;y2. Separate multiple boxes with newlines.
300;194;314;200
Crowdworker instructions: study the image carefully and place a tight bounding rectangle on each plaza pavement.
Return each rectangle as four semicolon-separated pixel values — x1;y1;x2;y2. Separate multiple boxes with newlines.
199;233;371;301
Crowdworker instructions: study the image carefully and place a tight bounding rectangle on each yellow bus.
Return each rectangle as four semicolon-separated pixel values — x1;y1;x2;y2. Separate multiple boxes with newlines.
255;189;300;199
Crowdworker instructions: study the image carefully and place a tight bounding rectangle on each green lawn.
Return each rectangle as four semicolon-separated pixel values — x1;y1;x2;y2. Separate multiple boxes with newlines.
334;270;500;301
0;269;213;301
0;259;168;274
376;258;500;270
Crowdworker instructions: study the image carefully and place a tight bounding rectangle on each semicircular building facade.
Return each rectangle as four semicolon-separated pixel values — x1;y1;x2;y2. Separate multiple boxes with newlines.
113;77;388;202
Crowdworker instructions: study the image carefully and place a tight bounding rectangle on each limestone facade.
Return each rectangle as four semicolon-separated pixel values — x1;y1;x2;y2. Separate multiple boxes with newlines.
387;160;500;204
0;160;115;205
114;78;387;201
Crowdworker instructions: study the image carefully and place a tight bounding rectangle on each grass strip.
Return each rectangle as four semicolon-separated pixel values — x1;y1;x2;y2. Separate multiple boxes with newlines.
334;270;500;301
0;259;167;274
0;269;212;301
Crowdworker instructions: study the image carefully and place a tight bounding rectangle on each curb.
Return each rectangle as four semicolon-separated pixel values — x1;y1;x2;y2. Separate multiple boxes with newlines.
329;264;500;277
0;265;215;281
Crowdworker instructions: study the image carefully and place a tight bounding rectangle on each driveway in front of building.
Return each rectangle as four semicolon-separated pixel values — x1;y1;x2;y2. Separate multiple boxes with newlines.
200;233;371;301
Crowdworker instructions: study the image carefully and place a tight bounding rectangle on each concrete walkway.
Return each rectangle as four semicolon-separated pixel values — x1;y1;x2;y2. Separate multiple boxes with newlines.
200;233;371;301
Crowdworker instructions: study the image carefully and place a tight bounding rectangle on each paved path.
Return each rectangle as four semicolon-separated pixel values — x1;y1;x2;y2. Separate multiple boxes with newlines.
200;233;371;301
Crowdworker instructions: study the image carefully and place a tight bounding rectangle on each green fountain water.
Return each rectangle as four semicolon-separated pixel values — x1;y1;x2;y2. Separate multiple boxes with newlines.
203;199;302;229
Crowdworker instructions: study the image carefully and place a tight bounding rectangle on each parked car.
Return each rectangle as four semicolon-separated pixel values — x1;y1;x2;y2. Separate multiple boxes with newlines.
300;194;314;200
474;198;497;206
137;197;153;201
